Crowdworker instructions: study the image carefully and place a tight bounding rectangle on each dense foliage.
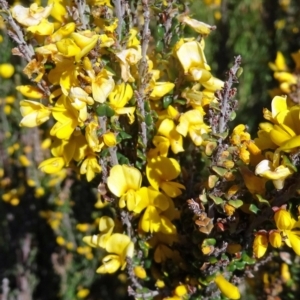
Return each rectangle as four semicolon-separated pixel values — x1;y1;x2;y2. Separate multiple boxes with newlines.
1;0;300;299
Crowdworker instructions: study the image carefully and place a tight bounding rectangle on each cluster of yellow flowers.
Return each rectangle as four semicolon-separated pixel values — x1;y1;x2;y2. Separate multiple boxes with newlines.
5;0;300;298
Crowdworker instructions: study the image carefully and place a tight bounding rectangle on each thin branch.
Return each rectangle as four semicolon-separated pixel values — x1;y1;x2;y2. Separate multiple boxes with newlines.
75;0;89;30
0;0;34;61
113;0;124;43
217;55;241;134
1;278;10;300
126;257;143;289
128;286;159;299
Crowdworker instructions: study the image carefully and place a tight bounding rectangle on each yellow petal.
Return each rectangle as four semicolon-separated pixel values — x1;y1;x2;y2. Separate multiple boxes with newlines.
38;157;65;174
107;165;142;197
214;274;240;300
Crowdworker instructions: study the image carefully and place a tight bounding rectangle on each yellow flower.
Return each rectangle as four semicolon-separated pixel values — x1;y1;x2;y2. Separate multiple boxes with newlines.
68;86;94;122
19;100;51;127
156;119;184;154
134;187;172;233
49;22;76;42
214;274;240;300
274;209;300;255
107;165;142;210
178;15;216;36
108;82;135;123
77;289;90;299
255;159;293;190
253;231;268;258
0;63;15;78
174;284;188;297
269;51;288;72
97;233;134;274
85;120;103;152
50;95;79;139
16;85;44;99
175;40;211;77
56;38;81;57
146;156;185;198
103;132;117;147
27;18;54;35
91;69;115;103
48;0;68;23
269;230;282;248
176;109;210;146
150;82;175;101
83;216;115;248
38;157;65;174
12;3;53;27
116;47;142;82
80;154;102;182
134;266;147;279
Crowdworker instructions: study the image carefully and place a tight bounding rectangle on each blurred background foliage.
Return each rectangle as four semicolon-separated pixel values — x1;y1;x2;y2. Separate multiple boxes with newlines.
1;0;300;299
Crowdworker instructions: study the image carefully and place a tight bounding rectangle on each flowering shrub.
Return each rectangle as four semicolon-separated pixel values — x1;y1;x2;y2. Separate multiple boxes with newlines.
1;0;300;299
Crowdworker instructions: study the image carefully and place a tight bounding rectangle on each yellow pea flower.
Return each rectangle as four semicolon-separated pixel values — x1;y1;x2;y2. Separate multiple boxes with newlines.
269;230;282;248
253;231;268;258
175;40;210;72
12;3;53;27
179;15;216;36
176;109;210;146
157;119;184;154
107;165;142;210
20;100;51;127
56;38;81;57
16;85;44;99
103;132;117;147
146;156;185;198
92;69;115;103
150;82;175;101
134;266;147;279
214;274;240;299
116;47;142;82
255;159;293;190
83;216;115;248
108;83;135;123
80;155;102;182
38;157;65;174
85;120;103;152
27;18;54;35
96;233;134;274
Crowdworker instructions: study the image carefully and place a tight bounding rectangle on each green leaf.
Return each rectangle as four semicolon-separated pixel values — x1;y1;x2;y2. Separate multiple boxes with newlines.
145;114;153;126
156;24;165;39
241;252;256;265
212;166;227;176
137;149;146;161
162;95;173;108
208;194;224;205
228;199;243;208
235;261;246;270
227;262;236;272
249;204;259;214
96;104;115;117
119;131;132;140
173;98;186;105
203;238;216;246
230;111;236;121
116;153;129;164
236;67;243;78
155;40;164;52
